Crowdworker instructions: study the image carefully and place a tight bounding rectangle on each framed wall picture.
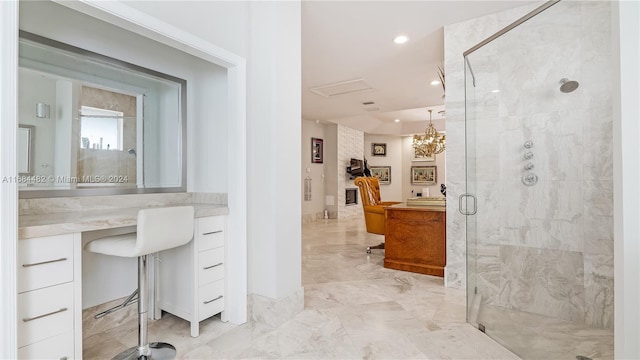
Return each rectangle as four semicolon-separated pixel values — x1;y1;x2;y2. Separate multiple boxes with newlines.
369;166;391;185
371;143;387;156
411;165;437;185
311;137;323;163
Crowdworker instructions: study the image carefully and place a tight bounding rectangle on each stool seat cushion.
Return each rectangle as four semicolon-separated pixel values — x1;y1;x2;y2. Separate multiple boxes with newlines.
85;233;138;257
84;206;195;258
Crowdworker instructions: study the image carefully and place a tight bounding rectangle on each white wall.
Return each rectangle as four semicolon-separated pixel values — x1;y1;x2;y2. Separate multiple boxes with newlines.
246;1;302;299
0;1;19;356
125;1;250;58
301;119;326;222
613;0;640;357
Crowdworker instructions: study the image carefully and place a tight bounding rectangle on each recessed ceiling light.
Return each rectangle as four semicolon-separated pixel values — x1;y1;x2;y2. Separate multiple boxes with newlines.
393;35;409;44
430;80;441;86
491;89;500;93
394;119;400;123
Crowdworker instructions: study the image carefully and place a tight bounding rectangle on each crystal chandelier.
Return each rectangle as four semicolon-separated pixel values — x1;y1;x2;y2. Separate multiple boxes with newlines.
412;109;446;157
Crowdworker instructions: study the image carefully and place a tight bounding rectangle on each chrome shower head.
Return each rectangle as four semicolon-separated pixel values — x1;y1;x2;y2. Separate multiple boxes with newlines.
560;78;579;93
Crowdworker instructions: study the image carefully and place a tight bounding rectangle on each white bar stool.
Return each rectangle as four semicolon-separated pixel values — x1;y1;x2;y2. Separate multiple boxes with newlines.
85;206;194;360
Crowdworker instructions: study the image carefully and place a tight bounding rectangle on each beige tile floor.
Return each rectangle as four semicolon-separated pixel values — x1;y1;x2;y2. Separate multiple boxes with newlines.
477;304;613;360
82;217;519;359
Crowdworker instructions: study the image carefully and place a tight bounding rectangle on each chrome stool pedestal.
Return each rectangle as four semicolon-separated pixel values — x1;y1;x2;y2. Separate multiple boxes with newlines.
85;206;195;360
111;256;176;360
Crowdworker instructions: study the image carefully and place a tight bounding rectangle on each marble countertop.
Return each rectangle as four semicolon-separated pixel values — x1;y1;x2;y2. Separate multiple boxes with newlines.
389;203;447;212
19;204;228;239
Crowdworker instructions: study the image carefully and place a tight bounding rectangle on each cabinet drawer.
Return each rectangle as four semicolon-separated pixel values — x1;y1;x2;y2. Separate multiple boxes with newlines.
197;216;225;251
18;331;74;360
18;234;74;293
198;279;224;321
198;247;224;286
18;282;74;348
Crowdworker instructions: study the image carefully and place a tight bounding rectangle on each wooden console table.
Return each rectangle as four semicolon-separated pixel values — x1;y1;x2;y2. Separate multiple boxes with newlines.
384;204;446;277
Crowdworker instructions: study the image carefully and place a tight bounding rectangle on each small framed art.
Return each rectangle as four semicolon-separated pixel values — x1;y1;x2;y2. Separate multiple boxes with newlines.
371;143;387;156
311;137;323;163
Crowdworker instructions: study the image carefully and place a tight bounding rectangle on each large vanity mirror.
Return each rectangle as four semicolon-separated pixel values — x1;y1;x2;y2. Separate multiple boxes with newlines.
18;31;186;198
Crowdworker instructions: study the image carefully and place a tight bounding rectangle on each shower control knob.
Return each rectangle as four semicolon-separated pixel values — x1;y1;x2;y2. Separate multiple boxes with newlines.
524;162;534;171
523;140;534;149
524;152;534;160
522;172;538;186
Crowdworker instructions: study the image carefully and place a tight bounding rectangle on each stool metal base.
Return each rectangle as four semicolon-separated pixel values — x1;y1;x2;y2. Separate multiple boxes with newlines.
112;342;176;360
366;242;385;254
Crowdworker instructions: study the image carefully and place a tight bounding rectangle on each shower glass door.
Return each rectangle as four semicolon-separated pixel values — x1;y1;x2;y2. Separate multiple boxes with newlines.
463;1;614;358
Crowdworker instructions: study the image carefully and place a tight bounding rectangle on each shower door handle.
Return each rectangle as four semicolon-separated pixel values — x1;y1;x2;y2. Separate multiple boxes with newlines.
458;194;477;215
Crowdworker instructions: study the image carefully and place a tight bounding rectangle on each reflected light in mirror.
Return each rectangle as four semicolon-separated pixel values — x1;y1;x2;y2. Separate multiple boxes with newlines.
17;31;186;197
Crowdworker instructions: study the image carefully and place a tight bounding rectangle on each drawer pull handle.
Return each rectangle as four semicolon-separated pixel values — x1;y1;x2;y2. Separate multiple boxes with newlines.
202;230;222;236
22;257;67;268
203;295;223;304
23;307;68;322
203;262;223;270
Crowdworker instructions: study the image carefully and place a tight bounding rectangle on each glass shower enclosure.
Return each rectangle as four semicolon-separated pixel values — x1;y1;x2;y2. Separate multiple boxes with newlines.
463;1;614;359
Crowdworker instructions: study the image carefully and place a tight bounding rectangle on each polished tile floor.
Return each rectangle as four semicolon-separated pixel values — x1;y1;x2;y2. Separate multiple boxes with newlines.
84;217;518;359
477;303;613;360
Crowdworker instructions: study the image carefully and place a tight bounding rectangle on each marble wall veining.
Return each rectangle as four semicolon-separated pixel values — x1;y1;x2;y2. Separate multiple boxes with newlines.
445;1;613;329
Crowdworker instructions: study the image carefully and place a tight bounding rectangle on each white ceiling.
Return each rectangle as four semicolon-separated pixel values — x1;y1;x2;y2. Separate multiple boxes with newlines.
301;1;537;135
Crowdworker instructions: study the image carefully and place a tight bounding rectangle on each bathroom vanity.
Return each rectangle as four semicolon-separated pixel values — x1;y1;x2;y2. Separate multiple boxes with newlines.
17;196;228;359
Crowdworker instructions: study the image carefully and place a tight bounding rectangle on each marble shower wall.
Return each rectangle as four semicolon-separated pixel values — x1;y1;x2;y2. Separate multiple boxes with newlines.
444;1;613;328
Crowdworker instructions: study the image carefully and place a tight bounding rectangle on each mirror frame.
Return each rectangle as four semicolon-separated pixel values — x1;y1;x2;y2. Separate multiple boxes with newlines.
19;31;187;198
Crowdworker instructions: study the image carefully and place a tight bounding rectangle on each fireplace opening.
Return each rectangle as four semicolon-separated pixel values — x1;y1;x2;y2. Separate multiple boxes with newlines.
346;188;358;206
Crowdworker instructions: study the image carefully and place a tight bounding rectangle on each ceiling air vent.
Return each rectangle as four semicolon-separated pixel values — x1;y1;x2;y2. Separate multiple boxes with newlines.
362;101;375;105
310;78;373;97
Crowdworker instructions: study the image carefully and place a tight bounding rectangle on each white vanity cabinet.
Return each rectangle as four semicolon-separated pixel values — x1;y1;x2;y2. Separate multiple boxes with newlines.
17;233;82;359
157;215;227;337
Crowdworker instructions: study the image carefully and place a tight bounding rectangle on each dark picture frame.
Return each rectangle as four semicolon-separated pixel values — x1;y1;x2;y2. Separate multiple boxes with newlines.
371;143;387;156
311;137;323;163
